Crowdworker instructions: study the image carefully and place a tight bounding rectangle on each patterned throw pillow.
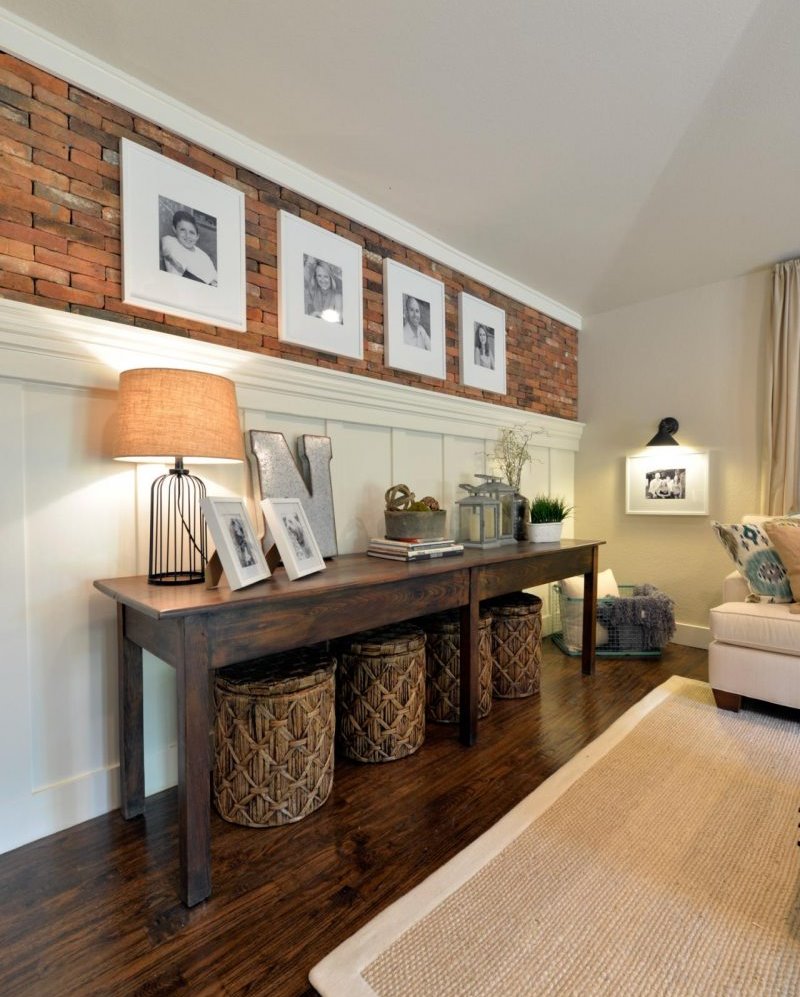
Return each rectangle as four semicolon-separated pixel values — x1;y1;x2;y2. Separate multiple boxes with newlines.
711;521;793;603
762;518;800;605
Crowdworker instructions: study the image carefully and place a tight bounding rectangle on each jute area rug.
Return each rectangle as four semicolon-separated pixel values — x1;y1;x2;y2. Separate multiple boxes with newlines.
309;677;800;996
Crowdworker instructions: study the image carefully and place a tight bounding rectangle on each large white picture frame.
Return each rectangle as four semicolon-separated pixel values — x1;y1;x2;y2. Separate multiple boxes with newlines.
120;139;246;331
260;497;326;580
277;210;363;359
625;451;709;515
383;259;446;379
201;496;270;589
458;292;507;394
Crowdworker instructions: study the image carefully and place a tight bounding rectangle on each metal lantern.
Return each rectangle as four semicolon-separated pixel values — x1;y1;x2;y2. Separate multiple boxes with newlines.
476;474;516;542
457;476;511;548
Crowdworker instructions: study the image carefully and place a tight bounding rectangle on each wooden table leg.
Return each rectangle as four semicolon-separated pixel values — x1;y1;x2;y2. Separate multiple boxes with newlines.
581;546;599;676
176;616;212;907
117;603;144;819
459;570;481;746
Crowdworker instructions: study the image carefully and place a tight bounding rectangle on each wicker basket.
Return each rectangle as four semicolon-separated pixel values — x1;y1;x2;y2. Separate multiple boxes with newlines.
336;624;426;763
423;608;493;723
487;592;543;698
213;648;336;827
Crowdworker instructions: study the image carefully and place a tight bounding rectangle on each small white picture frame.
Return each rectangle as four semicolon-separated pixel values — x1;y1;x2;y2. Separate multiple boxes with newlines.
383;258;446;379
260;497;326;580
625;451;709;515
201;497;270;589
277;210;364;359
120;139;246;331
459;292;507;394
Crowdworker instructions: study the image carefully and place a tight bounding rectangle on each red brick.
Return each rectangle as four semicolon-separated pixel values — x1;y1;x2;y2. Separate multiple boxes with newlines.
0;56;67;95
34;216;105;249
29;115;99;157
70;148;118;180
0;65;32;96
68;88;133;129
0;270;33;293
0;235;33;259
0;253;68;283
33;86;102;127
36;279;103;306
0;131;31;160
71;210;118;238
0;202;31;225
1;157;69;190
188;145;236;178
69;178;119;210
0;102;28;127
0;185;70;222
0;163;30;191
133;118;189;154
32;149;102;189
68;242;119;268
35;245;105;279
0;219;66;254
104;298;165;322
0;84;67;127
71;272;120;295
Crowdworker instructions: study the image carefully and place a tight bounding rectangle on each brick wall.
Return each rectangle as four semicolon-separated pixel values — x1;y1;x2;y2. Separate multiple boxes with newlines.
0;52;577;420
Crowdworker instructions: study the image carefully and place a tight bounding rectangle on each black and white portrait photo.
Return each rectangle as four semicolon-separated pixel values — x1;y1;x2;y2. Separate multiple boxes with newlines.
474;322;495;370
282;512;314;562
227;515;256;568
402;293;431;351
645;468;686;500
303;254;343;323
158;196;218;287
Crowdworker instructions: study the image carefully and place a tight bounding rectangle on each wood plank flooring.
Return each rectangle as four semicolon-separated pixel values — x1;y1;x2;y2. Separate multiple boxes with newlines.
0;641;711;996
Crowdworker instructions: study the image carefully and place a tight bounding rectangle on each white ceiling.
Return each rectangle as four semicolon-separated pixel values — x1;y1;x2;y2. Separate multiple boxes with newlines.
3;0;800;319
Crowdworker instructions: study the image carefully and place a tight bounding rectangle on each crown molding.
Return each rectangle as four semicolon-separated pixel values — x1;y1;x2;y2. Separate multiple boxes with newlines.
0;299;584;450
0;8;581;331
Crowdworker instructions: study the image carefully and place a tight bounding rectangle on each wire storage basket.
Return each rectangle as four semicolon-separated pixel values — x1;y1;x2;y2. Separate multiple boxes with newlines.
551;583;674;658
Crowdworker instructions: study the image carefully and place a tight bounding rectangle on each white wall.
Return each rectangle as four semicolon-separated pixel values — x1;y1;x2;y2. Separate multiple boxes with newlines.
0;298;582;854
576;269;770;645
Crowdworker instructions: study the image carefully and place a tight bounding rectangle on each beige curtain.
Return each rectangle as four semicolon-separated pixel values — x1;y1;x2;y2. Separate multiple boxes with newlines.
765;259;800;515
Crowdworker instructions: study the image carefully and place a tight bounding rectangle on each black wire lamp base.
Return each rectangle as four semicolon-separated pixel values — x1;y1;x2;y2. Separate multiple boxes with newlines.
149;459;208;585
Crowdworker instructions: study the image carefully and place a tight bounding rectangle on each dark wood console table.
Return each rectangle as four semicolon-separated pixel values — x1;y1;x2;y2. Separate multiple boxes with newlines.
95;538;603;906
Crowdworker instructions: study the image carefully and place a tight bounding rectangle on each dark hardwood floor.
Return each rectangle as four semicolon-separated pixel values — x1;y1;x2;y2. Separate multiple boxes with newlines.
0;641;709;996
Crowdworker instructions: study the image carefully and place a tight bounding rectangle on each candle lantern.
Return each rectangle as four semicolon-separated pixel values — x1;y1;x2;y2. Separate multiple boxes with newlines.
456;472;502;547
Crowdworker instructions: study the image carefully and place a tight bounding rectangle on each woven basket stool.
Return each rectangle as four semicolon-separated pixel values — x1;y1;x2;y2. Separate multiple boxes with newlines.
487;592;543;698
423;608;493;723
213;648;336;827
335;624;426;763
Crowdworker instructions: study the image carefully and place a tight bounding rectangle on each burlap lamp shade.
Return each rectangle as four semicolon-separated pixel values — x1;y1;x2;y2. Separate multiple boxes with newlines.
113;368;244;584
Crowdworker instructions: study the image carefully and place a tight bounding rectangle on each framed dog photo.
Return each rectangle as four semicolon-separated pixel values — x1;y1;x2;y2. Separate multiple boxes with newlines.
120;139;246;331
201;497;270;590
277;210;363;360
260;497;326;580
459;292;507;394
383;258;446;379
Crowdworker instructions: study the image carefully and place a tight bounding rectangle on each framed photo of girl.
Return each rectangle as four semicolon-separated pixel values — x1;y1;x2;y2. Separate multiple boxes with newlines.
383;259;446;379
277;211;364;360
120;139;246;331
200;496;271;590
458;292;507;394
260;497;326;580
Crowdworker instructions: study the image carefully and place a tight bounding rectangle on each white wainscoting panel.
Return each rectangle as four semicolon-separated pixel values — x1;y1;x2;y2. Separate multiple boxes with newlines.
0;299;583;854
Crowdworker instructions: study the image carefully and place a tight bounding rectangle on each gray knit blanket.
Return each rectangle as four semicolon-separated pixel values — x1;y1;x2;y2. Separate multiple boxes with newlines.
596;584;676;650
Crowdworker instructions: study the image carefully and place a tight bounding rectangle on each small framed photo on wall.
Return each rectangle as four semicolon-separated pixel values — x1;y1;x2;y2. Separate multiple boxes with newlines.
625;451;709;515
120;139;246;331
458;292;507;394
383;258;446;379
277;210;364;360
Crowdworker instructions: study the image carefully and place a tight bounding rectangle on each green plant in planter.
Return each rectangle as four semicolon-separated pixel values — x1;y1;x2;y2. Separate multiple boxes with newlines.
529;494;573;524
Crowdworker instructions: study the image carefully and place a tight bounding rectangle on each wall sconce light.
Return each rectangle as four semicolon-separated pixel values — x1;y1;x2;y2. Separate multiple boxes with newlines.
113;368;244;585
646;417;680;447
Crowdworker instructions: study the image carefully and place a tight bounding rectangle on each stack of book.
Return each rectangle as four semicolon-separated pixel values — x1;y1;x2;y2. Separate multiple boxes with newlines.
367;536;464;562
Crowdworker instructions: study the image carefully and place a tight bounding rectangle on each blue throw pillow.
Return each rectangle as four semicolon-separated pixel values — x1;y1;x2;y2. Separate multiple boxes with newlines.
711;521;793;603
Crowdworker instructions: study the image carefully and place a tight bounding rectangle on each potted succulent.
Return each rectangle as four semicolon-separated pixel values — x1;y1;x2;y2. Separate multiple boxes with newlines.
527;494;573;543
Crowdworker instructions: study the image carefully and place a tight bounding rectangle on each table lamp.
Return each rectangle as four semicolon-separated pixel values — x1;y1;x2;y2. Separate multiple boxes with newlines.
113;368;244;585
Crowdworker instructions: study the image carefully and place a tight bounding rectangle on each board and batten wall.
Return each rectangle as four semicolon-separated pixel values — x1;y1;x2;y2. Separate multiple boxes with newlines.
0;299;583;855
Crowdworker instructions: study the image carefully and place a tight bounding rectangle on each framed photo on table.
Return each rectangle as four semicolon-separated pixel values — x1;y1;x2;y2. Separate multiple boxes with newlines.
260;497;326;580
625;451;709;515
201;497;270;589
458;292;506;394
120;139;246;331
277;210;363;359
383;258;446;379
